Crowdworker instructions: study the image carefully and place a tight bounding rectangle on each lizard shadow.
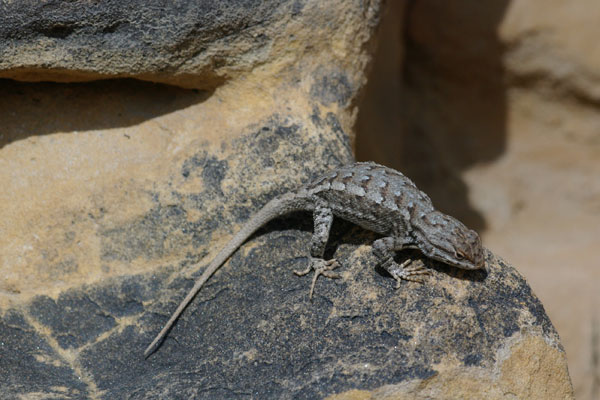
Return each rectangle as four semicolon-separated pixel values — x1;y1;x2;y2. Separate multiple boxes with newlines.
255;211;487;284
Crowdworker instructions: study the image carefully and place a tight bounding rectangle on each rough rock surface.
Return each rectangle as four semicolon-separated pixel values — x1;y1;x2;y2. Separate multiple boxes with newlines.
0;0;380;90
356;2;597;398
0;188;572;398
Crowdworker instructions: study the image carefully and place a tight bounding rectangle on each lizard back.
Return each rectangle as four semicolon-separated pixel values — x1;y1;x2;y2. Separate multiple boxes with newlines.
301;162;435;235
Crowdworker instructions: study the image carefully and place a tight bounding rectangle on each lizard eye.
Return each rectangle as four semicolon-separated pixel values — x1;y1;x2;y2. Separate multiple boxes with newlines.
455;251;465;260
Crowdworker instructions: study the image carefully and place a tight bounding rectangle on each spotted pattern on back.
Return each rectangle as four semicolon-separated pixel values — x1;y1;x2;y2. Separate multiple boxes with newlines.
303;162;435;234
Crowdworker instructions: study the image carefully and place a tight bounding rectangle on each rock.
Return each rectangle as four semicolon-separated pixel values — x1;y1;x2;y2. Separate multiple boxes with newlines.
0;0;381;90
1;212;572;398
0;0;380;309
0;76;356;311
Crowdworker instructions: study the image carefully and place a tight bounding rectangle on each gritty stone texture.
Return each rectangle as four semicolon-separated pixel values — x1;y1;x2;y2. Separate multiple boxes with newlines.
0;0;283;87
0;310;88;398
1;220;572;398
0;77;355;306
0;0;381;90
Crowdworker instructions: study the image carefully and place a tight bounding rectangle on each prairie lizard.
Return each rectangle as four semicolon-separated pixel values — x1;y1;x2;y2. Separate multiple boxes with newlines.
144;162;485;357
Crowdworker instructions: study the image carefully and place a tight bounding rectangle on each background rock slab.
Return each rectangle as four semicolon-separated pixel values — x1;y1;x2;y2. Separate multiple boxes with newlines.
0;0;381;90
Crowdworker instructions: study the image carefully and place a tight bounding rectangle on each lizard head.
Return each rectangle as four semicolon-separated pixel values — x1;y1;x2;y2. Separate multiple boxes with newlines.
412;211;485;270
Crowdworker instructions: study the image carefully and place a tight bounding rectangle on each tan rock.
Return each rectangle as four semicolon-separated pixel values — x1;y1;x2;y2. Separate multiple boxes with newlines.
328;336;573;400
0;0;383;306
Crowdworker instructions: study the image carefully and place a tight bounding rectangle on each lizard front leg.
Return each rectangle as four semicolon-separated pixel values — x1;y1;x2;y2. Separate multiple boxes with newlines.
372;237;431;288
294;202;340;298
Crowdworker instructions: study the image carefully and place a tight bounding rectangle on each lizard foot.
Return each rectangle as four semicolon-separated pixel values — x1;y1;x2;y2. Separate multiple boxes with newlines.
387;259;431;288
294;258;341;299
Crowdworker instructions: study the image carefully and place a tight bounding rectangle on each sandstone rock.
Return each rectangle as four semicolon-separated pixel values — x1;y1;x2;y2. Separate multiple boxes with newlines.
0;0;574;398
0;0;382;305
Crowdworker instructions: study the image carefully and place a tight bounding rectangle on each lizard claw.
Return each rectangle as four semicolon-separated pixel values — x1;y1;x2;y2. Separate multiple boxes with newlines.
294;258;341;299
388;259;431;288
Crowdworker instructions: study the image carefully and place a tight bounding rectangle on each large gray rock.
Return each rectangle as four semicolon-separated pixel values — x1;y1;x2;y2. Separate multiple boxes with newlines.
0;0;284;87
0;0;380;89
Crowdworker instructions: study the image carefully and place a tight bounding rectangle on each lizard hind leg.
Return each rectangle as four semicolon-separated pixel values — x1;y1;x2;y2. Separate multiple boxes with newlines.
293;201;340;299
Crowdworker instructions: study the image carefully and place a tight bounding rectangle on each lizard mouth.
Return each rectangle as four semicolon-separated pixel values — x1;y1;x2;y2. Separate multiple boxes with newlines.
449;249;485;270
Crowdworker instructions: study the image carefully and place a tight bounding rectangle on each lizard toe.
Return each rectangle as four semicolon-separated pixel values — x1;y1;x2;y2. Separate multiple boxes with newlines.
297;257;342;299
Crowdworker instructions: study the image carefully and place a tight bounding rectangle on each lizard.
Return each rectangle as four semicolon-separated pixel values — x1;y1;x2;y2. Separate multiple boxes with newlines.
144;162;485;357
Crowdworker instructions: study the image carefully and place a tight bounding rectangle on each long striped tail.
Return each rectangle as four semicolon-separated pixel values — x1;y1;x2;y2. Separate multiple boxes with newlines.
144;192;305;357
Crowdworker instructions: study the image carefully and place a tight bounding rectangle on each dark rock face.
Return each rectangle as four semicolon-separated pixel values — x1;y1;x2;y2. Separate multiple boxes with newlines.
1;310;88;398
0;0;279;42
0;0;290;87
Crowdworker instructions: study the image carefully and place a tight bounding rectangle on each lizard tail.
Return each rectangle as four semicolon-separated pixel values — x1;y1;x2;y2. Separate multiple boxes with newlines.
144;192;306;357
